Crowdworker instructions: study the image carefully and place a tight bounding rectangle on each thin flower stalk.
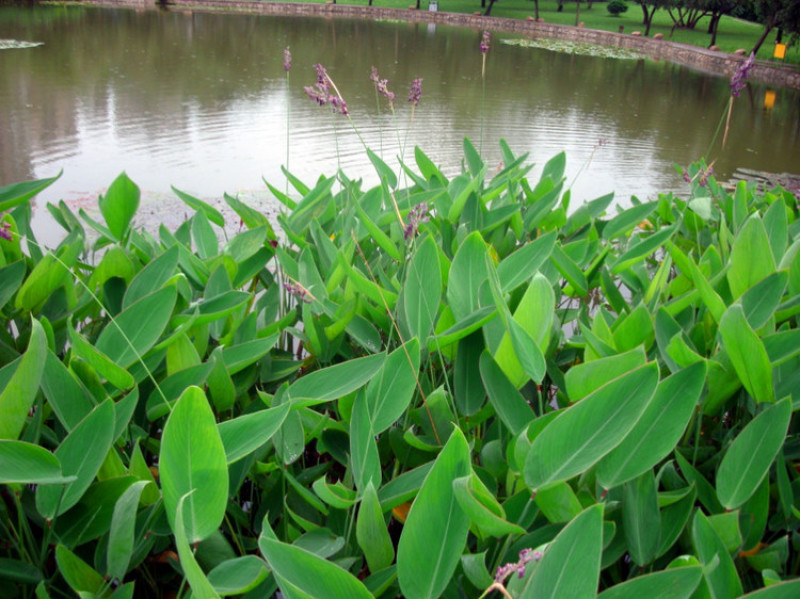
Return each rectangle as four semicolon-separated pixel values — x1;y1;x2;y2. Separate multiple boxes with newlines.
722;53;755;151
479;31;490;154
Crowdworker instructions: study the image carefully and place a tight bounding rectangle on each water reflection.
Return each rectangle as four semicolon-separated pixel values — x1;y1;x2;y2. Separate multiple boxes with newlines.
0;4;798;239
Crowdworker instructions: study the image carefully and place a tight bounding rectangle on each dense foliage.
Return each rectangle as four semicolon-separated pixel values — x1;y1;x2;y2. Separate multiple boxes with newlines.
1;140;800;598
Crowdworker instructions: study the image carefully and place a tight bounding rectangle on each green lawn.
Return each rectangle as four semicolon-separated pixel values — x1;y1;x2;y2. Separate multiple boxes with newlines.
272;0;800;65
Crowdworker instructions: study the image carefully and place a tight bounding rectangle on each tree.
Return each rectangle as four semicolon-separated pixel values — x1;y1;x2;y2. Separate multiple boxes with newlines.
633;0;671;36
750;0;800;54
668;0;710;30
705;0;738;47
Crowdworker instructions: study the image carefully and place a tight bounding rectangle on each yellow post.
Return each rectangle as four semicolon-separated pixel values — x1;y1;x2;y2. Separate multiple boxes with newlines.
774;43;786;59
764;90;776;109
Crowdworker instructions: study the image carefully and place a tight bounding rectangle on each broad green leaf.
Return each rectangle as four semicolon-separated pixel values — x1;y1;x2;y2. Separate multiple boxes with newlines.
220;334;279;375
311;478;357;510
36;400;115;518
612;303;654;352
160;386;228;543
692;510;743;599
719;305;773;404
0;318;46;440
497;231;557;292
259;526;372;599
366;339;419;433
479;350;535;435
123;245;179;309
623;471;661;566
717;397;792;509
99;172;139;241
447;232;491;321
597;567;703;599
397;428;471;599
0;440;75;484
611;225;677;274
15;252;75;312
454;331;486;416
41;351;93;430
452;474;525;537
288;353;385;406
377;462;433;512
106;480;150;581
741;271;787;330
173;186;225;227
596;362;706;488
207;556;268;596
602;201;659;241
0;260;26;311
286;176;336;233
0;172;60;213
524;363;659;490
0;558;42;586
728;215;776;299
534;480;583;523
192;210;219;259
657;486;698;558
356;482;394;573
351;390;380;491
353;194;401;262
95;286;177;368
218;403;290;464
739;581;800;598
55;545;105;597
402;236;441;342
175;493;221;599
669;244;726;324
565;346;647;403
550;244;587;296
68;321;135;391
518;504;603;599
428;306;496;352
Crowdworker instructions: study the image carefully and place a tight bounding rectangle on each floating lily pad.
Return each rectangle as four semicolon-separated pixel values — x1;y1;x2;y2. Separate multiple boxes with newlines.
502;37;642;60
0;39;44;50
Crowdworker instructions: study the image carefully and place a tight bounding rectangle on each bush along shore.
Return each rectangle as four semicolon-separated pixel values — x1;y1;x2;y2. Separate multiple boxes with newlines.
2;47;800;599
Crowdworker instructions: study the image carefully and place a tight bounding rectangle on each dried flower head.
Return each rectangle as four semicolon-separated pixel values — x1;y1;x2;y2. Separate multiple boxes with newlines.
494;548;543;583
403;202;430;240
480;30;491;54
730;53;755;98
304;64;348;115
283;47;292;72
408;78;423;107
283;280;312;303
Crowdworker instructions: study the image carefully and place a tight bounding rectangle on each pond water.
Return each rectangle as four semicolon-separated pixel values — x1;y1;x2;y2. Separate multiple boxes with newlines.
1;5;798;242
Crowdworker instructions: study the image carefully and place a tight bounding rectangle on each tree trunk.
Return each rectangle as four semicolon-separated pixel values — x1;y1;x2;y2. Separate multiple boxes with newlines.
644;8;654;37
557;0;564;13
576;0;581;26
708;13;721;47
751;16;774;56
484;0;496;16
534;0;539;20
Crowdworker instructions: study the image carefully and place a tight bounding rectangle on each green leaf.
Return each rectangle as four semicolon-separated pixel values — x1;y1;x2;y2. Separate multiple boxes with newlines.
596;362;706;488
218;403;290;464
0;260;27;311
356;481;394;573
728;215;776;299
207;556;268;596
192;210;219;260
524;363;659;490
95;286;177;368
106;480;150;581
123;245;179;309
36;400;115;518
160;386;228;543
719;305;774;404
497;231;557;293
402;236;441;342
623;471;661;566
288;353;385;407
55;545;104;596
366;339;419;433
717;397;792;509
0;440;75;484
611;225;677;274
350;390;380;492
692;510;743;599
597;567;703;599
565;346;647;403
741;271;787;330
452;473;525;537
447;232;491;321
175;493;221;599
0;172;60;213
602;201;659;241
479;351;535;435
0;318;46;440
738;581;800;598
68;321;135;391
99;172;139;241
517;504;603;599
172;186;225;227
550;244;587;296
397;428;471;599
259;524;372;599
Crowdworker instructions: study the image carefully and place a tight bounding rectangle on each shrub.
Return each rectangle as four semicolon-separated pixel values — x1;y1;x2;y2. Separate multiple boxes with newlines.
607;0;629;16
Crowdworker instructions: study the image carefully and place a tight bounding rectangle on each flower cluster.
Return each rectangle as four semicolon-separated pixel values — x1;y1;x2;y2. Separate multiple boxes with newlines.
370;66;397;107
403;202;430;240
0;221;11;242
682;164;714;187
283;280;312;303
480;30;491;54
408;78;423;108
283;46;292;72
730;53;755;98
304;64;349;115
494;548;543;583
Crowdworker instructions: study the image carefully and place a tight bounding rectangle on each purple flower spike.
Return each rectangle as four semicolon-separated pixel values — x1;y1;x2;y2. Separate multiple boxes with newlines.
480;30;491;54
369;66;380;84
408;78;423;107
371;67;396;106
314;63;330;90
730;53;755;98
283;47;292;72
0;221;12;242
403;202;430;240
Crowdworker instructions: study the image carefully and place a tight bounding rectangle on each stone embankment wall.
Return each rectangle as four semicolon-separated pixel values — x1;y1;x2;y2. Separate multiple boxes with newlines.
89;0;800;90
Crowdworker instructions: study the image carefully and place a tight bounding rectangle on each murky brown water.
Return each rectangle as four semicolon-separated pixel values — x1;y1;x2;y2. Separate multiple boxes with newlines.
1;5;798;243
